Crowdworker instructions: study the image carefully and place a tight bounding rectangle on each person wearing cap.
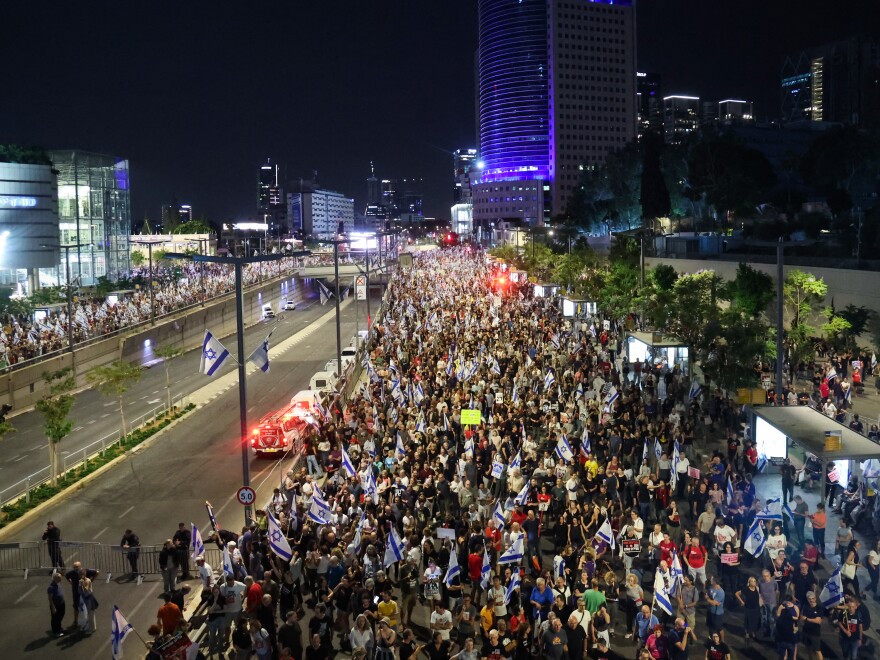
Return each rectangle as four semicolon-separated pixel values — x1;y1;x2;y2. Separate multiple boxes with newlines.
374;617;397;660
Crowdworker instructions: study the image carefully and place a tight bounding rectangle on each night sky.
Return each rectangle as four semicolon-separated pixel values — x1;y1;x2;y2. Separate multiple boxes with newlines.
2;1;878;226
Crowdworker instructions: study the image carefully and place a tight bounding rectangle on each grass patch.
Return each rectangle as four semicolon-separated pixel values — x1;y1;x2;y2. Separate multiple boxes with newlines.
0;403;196;528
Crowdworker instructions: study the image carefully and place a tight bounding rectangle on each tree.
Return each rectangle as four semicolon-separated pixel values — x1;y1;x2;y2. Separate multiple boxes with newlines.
640;265;678;329
0;420;16;442
172;220;212;234
701;307;769;391
725;263;774;317
154;344;183;411
782;270;828;378
664;270;725;357
639;131;671;224
130;251;145;267
599;262;640;321
87;361;143;436
34;369;75;487
552;250;594;296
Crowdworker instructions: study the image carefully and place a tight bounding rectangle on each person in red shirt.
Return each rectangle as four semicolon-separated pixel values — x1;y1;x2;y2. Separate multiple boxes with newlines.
244;576;263;618
510;505;527;529
485;520;502;554
682;537;707;589
468;549;484;600
658;533;676;566
743;442;758;475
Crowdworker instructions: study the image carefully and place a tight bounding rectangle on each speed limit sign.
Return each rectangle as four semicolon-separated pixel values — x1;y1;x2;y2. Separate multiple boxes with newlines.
236;486;256;506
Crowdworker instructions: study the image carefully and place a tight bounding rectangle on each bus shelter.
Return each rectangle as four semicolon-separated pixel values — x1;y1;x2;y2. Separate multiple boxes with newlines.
625;331;690;374
561;296;598;319
533;282;560;298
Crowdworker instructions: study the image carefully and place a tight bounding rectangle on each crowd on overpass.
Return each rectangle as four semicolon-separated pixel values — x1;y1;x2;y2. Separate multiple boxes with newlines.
0;252;355;368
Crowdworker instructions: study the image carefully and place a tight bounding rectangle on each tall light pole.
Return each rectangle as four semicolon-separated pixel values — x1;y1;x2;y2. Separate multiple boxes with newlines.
131;239;165;326
189;236;210;306
316;238;353;375
49;242;91;354
776;238;784;404
163;250;310;525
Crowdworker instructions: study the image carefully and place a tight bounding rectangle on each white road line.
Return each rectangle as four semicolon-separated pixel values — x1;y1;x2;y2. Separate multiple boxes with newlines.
72;426;84;432
147;399;161;404
93;526;109;540
87;420;97;425
118;505;135;519
6;455;20;463
13;455;25;462
103;402;115;407
152;390;160;394
101;413;110;418
39;444;47;449
95;583;160;658
14;585;38;604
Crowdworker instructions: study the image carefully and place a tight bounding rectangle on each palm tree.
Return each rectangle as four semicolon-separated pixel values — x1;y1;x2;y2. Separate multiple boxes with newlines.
154;345;183;411
87;361;143;436
34;370;75;487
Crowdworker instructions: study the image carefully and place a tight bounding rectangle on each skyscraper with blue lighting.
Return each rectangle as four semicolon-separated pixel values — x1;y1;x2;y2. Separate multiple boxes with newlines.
473;0;637;229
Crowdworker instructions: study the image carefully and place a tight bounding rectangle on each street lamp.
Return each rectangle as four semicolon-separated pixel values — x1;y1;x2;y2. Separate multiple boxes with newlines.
47;242;91;354
163;250;310;525
130;239;165;325
315;238;352;375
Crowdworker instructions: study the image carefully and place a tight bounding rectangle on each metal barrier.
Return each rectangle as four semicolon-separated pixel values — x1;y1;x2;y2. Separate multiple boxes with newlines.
0;540;224;575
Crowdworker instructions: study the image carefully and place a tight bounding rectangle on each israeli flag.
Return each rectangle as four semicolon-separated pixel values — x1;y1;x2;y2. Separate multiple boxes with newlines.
444;544;461;587
498;535;524;564
670;551;684;592
653;574;674;615
580;433;591;458
308;494;333;525
595;517;616;549
446;358;453;376
352;509;366;550
199;331;230;376
366;470;380;504
550;334;560;349
688;379;701;401
755;498;783;522
491;358;501;376
512;387;519;405
492;501;506;530
384;526;406;567
191;523;205;560
757;454;768;473
826;367;838;383
510;450;522;470
415;415;426;435
111;606;134;660
555;434;575;463
671;441;681;489
414;383;425;404
744;519;767;557
247;332;272;373
513;481;530;506
267;511;293;561
726;478;735;506
604;386;619;406
544;370;556;391
222;546;234;577
341;445;357;477
314;395;328;420
395;432;406;457
782;501;796;524
443;413;450;431
820;565;845;608
504;570;521;605
872;353;877;371
861;458;880;478
480;548;492;589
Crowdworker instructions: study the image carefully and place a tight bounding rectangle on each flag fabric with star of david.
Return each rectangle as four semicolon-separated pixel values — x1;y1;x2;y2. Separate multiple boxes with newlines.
199;331;230;376
267;511;292;561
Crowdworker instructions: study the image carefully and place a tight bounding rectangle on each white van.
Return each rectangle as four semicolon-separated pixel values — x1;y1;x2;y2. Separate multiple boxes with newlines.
340;346;357;369
350;330;369;348
310;371;336;392
262;303;275;319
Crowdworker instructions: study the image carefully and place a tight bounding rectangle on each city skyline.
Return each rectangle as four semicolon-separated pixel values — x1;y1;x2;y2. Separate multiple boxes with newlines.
2;1;878;225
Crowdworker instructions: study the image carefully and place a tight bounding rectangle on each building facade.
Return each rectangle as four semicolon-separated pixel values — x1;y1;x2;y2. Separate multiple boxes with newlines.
288;187;354;239
718;99;754;124
0;162;60;277
474;0;637;227
781;36;880;128
662;96;700;144
49;150;131;286
637;72;663;139
258;159;287;235
453;148;478;203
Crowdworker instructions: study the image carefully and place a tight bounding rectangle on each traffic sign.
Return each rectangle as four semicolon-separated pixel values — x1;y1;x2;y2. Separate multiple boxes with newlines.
355;275;367;301
236;486;256;506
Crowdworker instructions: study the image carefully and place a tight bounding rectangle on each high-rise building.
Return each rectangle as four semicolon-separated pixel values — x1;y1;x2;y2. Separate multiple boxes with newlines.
287;180;354;240
718;99;755;124
781;36;880;128
636;72;663;139
160;203;193;231
257;159;287;235
49;150;130;285
366;162;381;206
663;96;700;143
453;148;478;203
473;0;638;227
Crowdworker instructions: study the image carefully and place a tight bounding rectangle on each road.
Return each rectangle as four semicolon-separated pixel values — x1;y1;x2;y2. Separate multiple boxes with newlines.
0;280;376;503
0;283;376;657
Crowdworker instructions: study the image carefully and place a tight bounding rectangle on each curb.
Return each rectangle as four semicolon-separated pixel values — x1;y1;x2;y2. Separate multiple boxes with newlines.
0;404;199;541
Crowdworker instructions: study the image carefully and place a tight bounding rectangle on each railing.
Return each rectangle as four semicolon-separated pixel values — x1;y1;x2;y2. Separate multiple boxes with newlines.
0;540;223;575
0;392;188;509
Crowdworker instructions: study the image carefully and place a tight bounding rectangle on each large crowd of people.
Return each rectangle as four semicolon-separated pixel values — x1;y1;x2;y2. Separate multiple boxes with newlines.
160;248;877;660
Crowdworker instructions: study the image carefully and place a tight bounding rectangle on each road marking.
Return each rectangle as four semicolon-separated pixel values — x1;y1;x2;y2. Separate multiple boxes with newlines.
147;399;161;404
14;585;37;604
101;413;110;418
93;526;109;540
13;455;25;462
118;505;135;519
95;583;161;658
87;419;97;425
152;390;160;394
39;444;48;449
72;426;84;432
6;455;20;463
103;402;115;407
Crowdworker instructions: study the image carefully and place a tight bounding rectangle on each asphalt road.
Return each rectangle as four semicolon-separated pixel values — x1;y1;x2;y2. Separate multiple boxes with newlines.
0;286;374;658
0;280;375;503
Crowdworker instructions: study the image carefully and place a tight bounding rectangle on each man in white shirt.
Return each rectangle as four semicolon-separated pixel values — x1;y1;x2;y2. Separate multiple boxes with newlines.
196;556;214;601
713;518;737;554
430;601;453;641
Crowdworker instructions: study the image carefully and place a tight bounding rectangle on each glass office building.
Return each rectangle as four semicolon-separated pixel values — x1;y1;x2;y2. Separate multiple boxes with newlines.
47;150;131;286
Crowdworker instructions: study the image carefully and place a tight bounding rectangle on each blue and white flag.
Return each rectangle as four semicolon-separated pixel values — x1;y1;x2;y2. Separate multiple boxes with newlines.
513;481;530;506
510;450;522;471
191;523;205;560
111;606;134;660
384;526;405;567
670;551;684;592
744;519;766;557
308;493;333;525
395;432;406;458
480;547;492;589
511;386;519;405
199;330;230;376
341;445;357;477
826;367;838;383
654;438;663;461
366;470;379;504
414;383;425;404
498;535;524;564
444;544;461;587
671;441;681;489
642;439;649;462
555;434;575;463
492;501;506;530
544;370;556;391
820;565;845;608
688;379;701;401
314;395;328;420
247;332;272;373
415;415;426;435
267;511;293;561
504;570;521;605
653;573;674;615
726;478;735;506
782;501;796;524
872;353;878;371
443;413;450;431
755;498;783;522
595;517;616;549
222;546;234;577
581;432;591;458
549;334;560;349
576;381;584;398
352;509;367;550
491;358;501;376
604;386;619;406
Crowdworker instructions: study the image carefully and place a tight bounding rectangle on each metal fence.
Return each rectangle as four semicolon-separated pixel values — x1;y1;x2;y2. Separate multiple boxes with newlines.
0;392;188;508
0;540;224;575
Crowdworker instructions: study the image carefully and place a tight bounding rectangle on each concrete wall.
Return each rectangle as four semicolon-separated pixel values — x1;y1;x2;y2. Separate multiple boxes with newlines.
1;274;313;411
646;257;880;320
